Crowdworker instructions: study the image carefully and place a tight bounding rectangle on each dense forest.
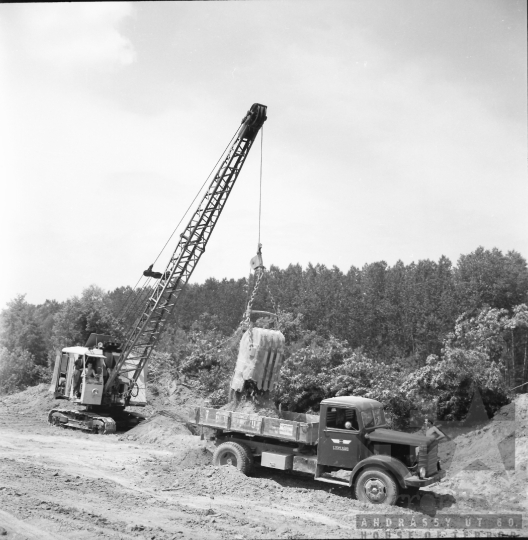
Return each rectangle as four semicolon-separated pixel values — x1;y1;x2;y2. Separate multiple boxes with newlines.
1;246;527;426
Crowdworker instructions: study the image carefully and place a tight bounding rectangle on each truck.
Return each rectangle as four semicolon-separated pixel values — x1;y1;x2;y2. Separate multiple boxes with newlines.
191;395;445;505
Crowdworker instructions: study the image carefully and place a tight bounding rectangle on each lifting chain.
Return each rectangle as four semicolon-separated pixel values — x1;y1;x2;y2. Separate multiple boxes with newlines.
243;267;265;328
244;267;264;350
190;264;273;360
242;264;280;350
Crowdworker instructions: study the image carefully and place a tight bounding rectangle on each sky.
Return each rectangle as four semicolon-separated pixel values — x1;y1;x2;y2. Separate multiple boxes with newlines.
0;1;526;309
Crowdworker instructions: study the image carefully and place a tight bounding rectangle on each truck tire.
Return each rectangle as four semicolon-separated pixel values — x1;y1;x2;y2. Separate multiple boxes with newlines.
212;441;254;475
354;467;399;506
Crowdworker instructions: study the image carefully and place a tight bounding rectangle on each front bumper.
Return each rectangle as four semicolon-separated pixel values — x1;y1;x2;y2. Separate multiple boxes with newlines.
404;469;446;488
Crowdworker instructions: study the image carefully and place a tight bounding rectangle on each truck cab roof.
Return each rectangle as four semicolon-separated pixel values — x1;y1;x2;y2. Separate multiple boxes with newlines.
321;396;382;410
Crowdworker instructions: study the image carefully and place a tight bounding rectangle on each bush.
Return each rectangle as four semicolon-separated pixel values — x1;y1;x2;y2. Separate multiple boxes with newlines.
0;347;48;395
275;335;352;412
401;349;509;422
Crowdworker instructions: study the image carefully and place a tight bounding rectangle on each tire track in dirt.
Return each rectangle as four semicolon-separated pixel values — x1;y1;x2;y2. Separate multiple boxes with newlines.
1;385;527;539
0;426;366;539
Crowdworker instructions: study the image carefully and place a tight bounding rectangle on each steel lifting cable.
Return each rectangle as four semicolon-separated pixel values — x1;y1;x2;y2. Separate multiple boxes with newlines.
258;125;263;246
242;126;282;349
192;127;268;356
243;123;264;321
243;127;265;337
116;125;242;324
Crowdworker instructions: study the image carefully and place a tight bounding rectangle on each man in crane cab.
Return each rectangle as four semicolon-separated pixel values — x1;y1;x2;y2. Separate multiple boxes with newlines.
73;355;84;398
84;360;98;382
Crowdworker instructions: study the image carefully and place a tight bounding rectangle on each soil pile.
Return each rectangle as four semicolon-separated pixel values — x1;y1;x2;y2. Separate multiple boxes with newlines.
163;464;274;496
176;444;213;468
220;391;280;418
128;376;206;419
436;394;528;512
0;383;74;420
121;411;195;445
439;394;527;473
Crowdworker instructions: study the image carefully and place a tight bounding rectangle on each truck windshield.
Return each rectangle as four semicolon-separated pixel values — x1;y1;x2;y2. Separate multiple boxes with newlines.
361;407;386;428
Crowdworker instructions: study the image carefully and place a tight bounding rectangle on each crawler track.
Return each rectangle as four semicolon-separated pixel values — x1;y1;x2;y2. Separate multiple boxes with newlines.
48;409;117;434
47;408;145;434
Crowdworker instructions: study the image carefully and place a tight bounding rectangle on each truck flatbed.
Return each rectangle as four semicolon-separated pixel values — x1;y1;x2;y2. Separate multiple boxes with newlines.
191;407;320;444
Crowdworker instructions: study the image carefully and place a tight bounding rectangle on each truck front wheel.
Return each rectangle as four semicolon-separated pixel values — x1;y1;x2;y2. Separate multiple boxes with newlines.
354;467;399;505
212;441;254;475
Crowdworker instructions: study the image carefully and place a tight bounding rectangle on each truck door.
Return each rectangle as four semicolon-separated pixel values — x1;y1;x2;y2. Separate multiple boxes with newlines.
317;406;361;468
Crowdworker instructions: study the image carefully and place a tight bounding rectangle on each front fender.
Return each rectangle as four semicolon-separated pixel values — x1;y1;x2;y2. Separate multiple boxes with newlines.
350;455;411;488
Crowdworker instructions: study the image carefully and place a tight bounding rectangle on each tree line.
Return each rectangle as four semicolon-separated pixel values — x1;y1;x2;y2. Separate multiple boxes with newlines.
1;246;527;424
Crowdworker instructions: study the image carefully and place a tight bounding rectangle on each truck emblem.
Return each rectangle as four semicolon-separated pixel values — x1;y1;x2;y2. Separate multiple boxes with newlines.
331;439;351;444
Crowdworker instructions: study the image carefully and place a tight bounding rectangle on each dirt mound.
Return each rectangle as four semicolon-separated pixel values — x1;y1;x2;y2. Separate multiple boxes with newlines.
120;410;213;469
437;394;528;512
440;394;527;473
121;411;193;445
127;377;207;421
177;464;267;494
0;383;72;419
176;445;213;469
220;392;279;418
157;462;279;497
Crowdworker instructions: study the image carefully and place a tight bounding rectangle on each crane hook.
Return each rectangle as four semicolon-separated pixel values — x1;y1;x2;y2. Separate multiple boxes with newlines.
250;243;264;271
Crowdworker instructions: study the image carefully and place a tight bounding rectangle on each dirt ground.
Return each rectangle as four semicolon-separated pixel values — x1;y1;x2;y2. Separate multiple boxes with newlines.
0;384;526;539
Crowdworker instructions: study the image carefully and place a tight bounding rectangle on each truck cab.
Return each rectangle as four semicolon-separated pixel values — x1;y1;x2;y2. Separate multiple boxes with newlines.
317;396;387;469
313;396;445;504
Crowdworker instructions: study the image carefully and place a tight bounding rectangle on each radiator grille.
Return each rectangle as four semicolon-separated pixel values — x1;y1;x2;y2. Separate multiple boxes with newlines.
426;441;438;476
418;440;438;477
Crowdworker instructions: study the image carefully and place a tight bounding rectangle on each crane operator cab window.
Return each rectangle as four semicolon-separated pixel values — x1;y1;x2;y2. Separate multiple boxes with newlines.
84;357;104;383
326;407;359;431
80;356;104;405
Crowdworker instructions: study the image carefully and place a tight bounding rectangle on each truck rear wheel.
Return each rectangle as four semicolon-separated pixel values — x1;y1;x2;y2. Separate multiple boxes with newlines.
212;442;254;475
354;467;399;505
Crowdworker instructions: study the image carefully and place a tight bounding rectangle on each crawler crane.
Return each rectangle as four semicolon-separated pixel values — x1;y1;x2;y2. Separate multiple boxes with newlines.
48;103;268;433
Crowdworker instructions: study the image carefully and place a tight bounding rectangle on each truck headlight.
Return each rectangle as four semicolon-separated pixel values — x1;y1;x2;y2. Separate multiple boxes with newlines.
419;467;426;479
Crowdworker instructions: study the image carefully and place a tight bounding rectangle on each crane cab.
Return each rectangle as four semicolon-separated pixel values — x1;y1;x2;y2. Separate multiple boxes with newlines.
49;333;147;408
50;347;105;405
